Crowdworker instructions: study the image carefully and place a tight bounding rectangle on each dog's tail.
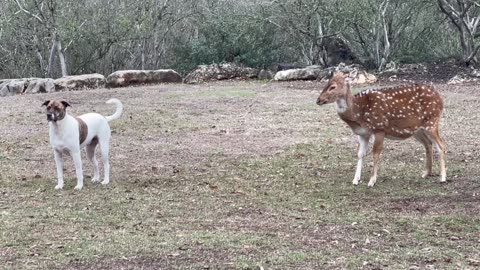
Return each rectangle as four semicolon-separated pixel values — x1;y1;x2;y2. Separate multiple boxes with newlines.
105;98;123;122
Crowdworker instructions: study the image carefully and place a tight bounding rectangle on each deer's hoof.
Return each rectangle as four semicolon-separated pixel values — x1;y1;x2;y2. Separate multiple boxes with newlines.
422;171;434;178
367;178;376;187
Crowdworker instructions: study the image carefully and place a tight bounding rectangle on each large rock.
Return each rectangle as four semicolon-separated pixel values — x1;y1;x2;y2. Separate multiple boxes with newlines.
322;36;358;66
54;73;106;91
1;78;56;97
273;63;377;84
24;78;55;94
447;72;480;84
0;79;28;97
276;63;305;71
184;63;258;84
326;63;377;84
258;69;274;80
274;66;328;81
106;69;182;87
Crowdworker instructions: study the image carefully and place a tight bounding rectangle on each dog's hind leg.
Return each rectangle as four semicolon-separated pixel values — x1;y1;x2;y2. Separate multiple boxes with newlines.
86;141;99;183
99;139;110;185
54;150;64;190
71;150;84;190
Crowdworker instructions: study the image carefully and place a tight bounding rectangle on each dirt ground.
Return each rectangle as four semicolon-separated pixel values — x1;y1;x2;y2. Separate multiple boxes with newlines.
0;80;479;270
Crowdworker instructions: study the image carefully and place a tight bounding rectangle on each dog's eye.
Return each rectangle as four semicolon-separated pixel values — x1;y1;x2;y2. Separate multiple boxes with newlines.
46;106;51;110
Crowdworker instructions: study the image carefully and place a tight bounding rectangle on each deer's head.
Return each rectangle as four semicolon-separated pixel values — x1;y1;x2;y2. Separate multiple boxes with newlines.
316;72;349;105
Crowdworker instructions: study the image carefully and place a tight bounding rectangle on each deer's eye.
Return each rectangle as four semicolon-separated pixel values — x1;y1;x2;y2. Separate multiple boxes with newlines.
329;85;336;91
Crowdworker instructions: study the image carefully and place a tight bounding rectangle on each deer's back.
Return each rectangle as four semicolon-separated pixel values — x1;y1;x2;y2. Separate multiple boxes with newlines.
353;84;443;139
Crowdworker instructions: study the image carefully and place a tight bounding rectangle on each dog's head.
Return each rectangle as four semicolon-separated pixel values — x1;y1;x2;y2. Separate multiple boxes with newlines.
42;99;71;122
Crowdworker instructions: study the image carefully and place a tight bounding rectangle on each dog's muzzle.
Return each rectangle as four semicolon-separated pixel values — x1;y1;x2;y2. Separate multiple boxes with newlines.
47;113;55;122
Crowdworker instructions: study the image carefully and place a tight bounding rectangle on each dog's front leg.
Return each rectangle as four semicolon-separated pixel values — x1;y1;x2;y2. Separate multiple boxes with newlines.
53;150;64;190
71;151;84;190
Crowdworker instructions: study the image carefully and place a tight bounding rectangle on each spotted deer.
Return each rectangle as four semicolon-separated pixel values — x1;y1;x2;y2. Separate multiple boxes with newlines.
316;72;446;187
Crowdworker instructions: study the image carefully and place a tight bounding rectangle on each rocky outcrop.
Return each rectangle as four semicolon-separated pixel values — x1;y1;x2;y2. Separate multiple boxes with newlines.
24;78;55;94
274;66;328;81
54;74;106;91
322;36;358;66
0;79;27;97
276;63;305;71
258;69;274;80
447;72;480;84
273;63;377;84
184;63;258;84
333;63;377;84
383;62;428;74
106;69;182;87
0;78;56;97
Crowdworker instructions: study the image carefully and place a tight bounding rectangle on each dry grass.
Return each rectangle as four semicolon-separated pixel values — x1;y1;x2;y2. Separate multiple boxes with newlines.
0;80;479;270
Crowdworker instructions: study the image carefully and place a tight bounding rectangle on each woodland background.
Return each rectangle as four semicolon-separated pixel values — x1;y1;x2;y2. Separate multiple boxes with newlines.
1;0;480;79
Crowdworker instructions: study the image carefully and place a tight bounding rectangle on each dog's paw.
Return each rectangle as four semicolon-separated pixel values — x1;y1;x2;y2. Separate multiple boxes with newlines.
54;184;63;190
91;177;100;183
101;180;109;185
74;185;83;190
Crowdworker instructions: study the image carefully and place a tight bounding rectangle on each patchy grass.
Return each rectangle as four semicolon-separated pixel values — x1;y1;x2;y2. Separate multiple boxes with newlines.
195;87;257;98
0;81;479;270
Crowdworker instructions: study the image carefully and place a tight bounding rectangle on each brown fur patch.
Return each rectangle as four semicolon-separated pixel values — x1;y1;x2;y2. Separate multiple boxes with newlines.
75;117;88;144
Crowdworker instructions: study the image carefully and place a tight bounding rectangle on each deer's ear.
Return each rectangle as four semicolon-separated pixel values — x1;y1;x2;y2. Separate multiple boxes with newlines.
329;70;335;78
334;71;346;79
344;75;352;84
42;100;50;107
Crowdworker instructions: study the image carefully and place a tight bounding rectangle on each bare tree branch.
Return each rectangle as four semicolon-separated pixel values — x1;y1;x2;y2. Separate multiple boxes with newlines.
12;0;44;23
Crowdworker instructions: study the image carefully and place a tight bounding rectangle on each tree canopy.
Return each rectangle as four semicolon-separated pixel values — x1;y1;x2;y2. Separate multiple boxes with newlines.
0;0;477;79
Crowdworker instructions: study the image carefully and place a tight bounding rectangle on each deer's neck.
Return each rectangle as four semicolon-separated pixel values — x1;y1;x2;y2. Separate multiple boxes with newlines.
336;88;358;121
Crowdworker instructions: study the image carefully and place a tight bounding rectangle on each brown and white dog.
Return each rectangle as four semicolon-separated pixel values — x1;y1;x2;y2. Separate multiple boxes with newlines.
42;98;123;190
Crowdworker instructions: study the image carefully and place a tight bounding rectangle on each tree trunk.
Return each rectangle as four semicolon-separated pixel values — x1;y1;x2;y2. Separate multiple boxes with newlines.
46;33;58;78
56;36;68;77
141;39;146;70
36;47;45;76
437;0;480;66
378;5;391;71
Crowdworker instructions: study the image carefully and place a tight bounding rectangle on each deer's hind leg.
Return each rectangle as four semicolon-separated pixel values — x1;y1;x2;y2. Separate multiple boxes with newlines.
414;130;434;178
424;127;447;182
368;132;385;187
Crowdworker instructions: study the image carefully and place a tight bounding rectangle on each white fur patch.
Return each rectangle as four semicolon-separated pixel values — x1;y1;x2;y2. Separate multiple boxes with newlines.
336;98;348;113
353;127;371;136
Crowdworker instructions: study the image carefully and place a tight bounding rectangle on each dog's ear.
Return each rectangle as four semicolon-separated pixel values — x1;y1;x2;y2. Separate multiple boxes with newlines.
42;100;50;107
61;100;71;108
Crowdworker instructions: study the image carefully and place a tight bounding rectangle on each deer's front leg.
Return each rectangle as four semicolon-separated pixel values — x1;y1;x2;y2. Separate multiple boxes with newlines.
353;135;370;185
368;132;385;187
